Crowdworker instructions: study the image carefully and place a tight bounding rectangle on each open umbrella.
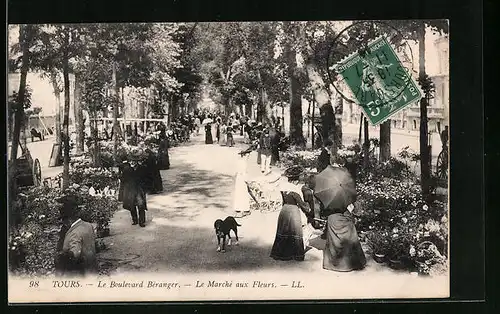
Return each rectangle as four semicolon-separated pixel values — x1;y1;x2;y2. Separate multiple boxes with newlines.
202;118;213;125
313;165;356;211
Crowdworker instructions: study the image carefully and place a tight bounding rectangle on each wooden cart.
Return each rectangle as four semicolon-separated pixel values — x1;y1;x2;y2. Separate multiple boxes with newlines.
9;141;42;187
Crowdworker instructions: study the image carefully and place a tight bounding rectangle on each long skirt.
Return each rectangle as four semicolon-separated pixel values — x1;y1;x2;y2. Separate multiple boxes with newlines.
157;148;170;170
270;205;305;261
270;146;279;166
151;168;163;193
233;172;250;218
323;213;366;272
205;131;213;144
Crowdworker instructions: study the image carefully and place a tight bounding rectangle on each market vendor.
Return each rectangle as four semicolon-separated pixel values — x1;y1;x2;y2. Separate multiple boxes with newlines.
55;195;98;276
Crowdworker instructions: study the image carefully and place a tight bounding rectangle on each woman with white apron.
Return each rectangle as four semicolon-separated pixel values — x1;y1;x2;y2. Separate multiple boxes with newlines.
234;153;251;218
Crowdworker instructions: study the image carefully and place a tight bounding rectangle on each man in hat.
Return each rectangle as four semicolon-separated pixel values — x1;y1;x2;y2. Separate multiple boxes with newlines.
259;123;273;175
56;195;98;276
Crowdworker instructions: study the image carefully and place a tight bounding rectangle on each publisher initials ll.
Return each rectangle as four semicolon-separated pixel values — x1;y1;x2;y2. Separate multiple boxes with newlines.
291;281;303;288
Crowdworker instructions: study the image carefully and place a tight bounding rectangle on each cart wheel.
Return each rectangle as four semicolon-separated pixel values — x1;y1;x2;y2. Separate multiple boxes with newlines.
435;150;448;180
33;158;42;186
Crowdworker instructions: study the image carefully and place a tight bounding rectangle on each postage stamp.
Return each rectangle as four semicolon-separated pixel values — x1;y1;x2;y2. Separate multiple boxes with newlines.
332;36;423;126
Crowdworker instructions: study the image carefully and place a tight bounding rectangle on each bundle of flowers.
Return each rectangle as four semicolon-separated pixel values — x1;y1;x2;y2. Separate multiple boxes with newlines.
100;141;155;165
280;148;321;170
247;181;282;212
69;160;120;190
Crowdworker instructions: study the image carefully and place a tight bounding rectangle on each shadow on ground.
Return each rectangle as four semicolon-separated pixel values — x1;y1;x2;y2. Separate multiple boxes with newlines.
99;223;321;275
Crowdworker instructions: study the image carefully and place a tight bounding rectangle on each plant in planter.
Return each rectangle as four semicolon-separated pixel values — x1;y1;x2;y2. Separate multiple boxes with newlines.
366;230;391;263
386;226;416;270
412;241;446;276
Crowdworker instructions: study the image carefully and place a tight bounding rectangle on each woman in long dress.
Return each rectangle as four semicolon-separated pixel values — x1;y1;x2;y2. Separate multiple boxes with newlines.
234;153;251;218
205;123;213;144
322;205;366;272
270;191;313;261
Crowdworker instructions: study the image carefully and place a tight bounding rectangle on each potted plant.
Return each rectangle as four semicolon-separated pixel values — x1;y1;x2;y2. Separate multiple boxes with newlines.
367;231;390;263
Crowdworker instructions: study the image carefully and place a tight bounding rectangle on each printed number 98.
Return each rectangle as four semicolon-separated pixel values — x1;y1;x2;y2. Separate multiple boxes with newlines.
29;281;39;288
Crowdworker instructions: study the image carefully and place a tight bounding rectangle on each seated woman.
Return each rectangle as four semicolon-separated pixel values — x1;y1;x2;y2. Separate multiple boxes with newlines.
270;191;313;261
322;203;366;272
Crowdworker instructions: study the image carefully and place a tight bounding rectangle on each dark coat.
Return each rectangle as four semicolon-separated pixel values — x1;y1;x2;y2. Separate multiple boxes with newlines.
205;124;213;144
259;131;272;155
270;128;281;165
317;148;330;173
146;152;163;193
121;164;147;211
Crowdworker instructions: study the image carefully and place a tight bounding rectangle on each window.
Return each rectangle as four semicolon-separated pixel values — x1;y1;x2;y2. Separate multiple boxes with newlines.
413;120;417;130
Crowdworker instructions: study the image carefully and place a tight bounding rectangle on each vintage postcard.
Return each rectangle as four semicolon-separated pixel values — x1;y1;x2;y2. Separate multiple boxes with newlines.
7;20;449;303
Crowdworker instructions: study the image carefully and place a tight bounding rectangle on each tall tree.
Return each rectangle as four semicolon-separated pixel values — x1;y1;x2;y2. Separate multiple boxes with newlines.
281;22;306;146
9;25;33;211
61;26;71;190
74;73;85;153
379;120;391;161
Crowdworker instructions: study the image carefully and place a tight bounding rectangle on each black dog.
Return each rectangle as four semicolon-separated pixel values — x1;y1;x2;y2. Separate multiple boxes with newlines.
214;216;241;253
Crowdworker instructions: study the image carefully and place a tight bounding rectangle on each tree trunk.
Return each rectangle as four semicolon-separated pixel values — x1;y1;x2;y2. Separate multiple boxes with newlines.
112;62;119;165
286;42;305;147
418;24;431;198
49;71;62;145
221;92;230;116
91;111;101;167
379;119;391;162
363;117;370;168
74;73;84;153
61;28;71;191
9;24;30;215
358;113;363;143
256;70;272;124
304;61;336;153
349;101;354;124
334;96;343;148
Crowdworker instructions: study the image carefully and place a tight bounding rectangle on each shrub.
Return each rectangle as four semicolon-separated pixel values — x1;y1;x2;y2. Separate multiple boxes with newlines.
9;184;119;276
354;178;448;275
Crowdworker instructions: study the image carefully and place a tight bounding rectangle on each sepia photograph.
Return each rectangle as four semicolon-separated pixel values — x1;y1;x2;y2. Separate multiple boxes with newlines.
7;20;450;303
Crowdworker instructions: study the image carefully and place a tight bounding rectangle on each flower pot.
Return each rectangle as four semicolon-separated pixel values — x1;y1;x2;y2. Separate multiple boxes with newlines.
388;258;404;270
373;253;386;264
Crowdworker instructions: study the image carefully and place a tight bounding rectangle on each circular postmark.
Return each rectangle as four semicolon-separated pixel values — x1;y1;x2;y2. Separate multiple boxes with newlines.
326;21;420;124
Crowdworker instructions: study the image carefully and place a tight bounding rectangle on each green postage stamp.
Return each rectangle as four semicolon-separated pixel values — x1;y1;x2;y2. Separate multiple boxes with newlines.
333;36;423;126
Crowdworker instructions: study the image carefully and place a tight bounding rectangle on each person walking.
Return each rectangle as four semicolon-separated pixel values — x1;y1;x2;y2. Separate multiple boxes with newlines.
226;123;234;147
215;117;221;143
194;116;201;135
270;124;281;166
121;161;148;227
259;124;273;175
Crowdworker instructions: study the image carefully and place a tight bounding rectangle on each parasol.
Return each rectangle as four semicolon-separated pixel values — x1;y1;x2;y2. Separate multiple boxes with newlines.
313;165;356;211
202;118;213;125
